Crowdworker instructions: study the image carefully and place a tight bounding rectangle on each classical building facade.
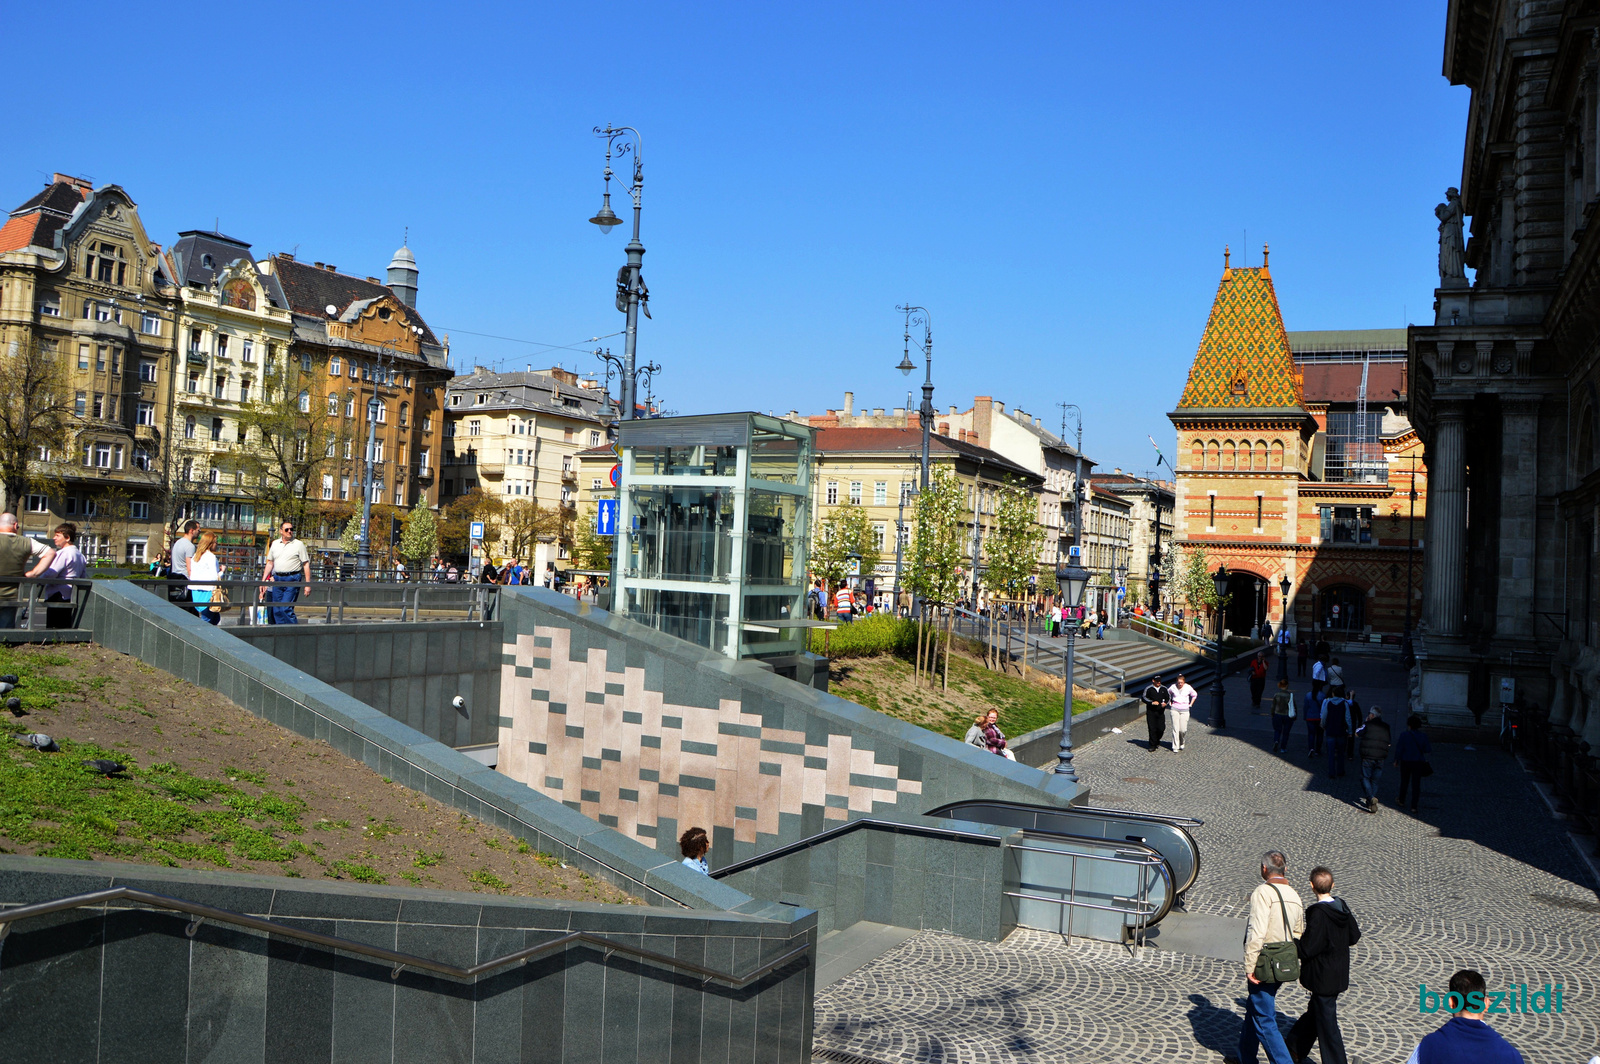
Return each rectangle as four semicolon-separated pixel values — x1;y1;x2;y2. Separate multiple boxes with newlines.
0;174;179;562
807;426;1043;607
1093;472;1176;607
797;391;1092;575
166;231;297;571
1170;253;1427;642
1406;1;1600;737
441;366;609;572
263;250;453;554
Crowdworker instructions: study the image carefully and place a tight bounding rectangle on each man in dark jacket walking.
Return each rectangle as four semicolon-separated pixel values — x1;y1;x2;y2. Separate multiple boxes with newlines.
1287;866;1359;1064
1141;676;1169;752
1356;707;1392;814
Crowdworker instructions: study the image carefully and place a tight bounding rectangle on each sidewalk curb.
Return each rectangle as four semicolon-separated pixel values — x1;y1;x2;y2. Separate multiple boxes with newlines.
1519;753;1600;890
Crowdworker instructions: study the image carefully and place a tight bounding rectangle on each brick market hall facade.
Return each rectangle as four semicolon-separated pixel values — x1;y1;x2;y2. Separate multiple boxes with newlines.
1169;249;1428;653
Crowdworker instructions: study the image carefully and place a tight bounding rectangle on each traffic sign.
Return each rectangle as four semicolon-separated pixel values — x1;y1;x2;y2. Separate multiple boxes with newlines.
609;463;621;487
469;521;485;541
596;499;618;537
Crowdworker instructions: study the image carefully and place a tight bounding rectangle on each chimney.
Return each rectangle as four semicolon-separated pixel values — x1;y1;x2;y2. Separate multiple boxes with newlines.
53;173;92;191
843;391;854;417
873;407;884;417
1034;416;1041;427
948;405;957;416
938;421;950;436
313;262;324;269
973;396;994;448
1114;467;1123;475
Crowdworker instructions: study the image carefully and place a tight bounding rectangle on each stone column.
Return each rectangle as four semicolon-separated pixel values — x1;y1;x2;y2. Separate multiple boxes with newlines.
1425;401;1468;637
1497;396;1540;639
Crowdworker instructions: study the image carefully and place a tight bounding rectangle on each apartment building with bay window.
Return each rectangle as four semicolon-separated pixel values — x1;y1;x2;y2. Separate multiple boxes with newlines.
0;174;178;564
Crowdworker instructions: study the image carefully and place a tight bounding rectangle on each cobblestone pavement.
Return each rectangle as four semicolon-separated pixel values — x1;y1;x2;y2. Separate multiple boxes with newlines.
814;655;1600;1063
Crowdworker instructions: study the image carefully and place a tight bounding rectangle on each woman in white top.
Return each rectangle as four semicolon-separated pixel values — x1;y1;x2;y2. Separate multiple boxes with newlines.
187;531;224;626
1167;672;1199;751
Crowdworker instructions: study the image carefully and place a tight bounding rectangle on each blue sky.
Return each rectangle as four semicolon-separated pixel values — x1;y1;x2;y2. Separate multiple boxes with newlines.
6;2;1465;475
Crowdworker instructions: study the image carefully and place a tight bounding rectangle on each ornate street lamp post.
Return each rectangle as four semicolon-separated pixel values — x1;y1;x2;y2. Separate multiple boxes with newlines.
590;125;647;421
1054;551;1091;781
1278;574;1292;681
895;306;934;490
1210;564;1230;729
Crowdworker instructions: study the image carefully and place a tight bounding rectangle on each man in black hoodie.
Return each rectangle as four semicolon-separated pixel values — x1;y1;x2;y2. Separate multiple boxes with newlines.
1287;866;1360;1064
1141;675;1169;751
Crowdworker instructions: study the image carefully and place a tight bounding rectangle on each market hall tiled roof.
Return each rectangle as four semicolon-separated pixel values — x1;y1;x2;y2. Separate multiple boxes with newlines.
1176;249;1307;413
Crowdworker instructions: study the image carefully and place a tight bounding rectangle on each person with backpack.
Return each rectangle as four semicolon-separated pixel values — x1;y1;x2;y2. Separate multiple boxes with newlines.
834;583;854;623
1287;866;1360;1064
1270;680;1296;755
1249;655;1269;712
1229;850;1305;1064
1322;692;1349;778
1303;686;1324;758
1356;707;1392;814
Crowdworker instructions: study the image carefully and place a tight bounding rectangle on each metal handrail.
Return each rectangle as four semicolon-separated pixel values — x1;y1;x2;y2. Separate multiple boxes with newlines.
1006;833;1174;949
951;607;1128;692
1131;615;1218;655
924;798;1204;829
0;886;810;987
709;817;1003;880
137;578;499;625
0;576;98;632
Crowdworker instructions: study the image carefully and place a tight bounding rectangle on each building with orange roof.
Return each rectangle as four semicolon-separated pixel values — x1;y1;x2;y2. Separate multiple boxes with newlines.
1169;248;1427;645
0;173;179;562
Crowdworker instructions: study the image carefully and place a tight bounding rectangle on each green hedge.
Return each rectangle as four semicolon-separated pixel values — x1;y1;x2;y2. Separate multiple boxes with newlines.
806;613;919;658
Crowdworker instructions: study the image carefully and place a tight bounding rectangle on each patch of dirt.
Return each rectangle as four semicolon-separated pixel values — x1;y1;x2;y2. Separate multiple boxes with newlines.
0;643;638;904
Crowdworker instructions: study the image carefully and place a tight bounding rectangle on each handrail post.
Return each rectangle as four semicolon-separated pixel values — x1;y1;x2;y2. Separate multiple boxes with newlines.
338;583;346;624
24;580;37;631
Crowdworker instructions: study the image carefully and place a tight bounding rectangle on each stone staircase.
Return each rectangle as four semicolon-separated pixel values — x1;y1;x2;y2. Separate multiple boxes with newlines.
952;610;1219;694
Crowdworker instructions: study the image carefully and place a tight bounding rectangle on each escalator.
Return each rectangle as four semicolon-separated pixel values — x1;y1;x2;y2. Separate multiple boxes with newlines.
926;798;1203;897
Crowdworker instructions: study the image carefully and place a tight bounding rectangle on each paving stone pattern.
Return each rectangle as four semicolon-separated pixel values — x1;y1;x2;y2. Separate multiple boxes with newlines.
815;656;1600;1062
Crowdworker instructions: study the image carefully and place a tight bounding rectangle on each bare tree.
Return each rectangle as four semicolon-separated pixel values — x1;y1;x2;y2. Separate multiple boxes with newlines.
0;337;75;510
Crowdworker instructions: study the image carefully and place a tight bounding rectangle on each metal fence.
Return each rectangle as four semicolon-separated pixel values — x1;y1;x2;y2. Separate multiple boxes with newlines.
137;578;500;625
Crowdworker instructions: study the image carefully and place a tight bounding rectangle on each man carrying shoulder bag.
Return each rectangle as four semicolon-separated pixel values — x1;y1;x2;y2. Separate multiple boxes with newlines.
1227;850;1306;1064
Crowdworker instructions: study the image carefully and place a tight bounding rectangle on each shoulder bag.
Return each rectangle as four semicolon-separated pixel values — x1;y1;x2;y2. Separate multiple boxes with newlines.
1252;885;1302;984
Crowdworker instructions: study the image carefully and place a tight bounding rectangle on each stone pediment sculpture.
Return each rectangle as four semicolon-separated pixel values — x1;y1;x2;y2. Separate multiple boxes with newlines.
1436;187;1468;289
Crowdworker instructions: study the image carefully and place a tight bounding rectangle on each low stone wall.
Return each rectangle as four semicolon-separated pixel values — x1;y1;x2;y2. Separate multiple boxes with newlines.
496;588;1078;873
717;814;1019;939
0;855;813;1064
231;621;503;748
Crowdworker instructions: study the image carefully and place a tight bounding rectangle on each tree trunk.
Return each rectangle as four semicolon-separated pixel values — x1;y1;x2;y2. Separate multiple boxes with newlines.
914;615;925;688
942;608;952;692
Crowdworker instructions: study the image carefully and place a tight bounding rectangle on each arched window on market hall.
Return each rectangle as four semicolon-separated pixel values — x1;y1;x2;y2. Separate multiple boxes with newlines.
1271;440;1285;470
1222;440;1236;471
1207;440;1220;469
1255;440;1268;470
1192;440;1204;469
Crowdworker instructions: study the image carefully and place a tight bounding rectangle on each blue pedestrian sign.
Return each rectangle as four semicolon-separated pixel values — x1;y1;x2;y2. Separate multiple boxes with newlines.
596;499;618;537
469;521;485;542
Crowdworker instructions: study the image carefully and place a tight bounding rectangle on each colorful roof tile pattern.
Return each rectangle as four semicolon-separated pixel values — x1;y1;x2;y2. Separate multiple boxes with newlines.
1177;262;1306;410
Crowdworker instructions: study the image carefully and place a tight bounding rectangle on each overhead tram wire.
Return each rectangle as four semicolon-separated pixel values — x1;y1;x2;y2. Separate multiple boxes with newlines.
428;328;627;375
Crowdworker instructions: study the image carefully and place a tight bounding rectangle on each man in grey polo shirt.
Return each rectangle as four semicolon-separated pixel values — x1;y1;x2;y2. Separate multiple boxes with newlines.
258;519;311;624
170;520;200;614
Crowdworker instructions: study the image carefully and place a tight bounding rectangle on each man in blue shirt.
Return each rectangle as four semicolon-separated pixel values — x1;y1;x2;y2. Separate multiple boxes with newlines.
1407;969;1524;1063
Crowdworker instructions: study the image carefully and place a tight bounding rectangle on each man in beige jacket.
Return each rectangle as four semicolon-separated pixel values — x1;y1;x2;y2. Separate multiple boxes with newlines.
1227;850;1306;1064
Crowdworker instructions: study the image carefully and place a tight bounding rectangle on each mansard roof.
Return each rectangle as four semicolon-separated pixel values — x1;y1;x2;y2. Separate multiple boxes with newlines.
1176;256;1307;414
0;176;91;252
271;254;440;346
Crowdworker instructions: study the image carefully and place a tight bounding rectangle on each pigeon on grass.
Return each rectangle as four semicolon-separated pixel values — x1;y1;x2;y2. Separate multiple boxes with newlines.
7;697;24;716
81;759;125;776
17;733;57;752
0;674;18;684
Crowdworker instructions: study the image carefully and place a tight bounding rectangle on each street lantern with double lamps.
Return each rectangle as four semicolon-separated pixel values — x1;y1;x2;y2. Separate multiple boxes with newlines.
895;305;934;491
1054;551;1091;782
1210;564;1230;728
1277;575;1293;681
590;124;647;421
